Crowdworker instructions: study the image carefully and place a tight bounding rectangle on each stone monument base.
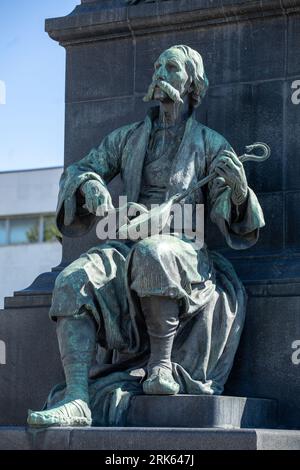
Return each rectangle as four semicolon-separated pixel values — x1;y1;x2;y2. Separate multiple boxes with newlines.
1;427;300;450
0;289;299;430
1;293;300;450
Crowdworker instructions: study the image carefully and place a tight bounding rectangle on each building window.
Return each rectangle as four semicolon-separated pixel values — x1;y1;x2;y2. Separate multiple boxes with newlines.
9;217;40;244
43;215;60;242
0;220;6;245
0;214;61;246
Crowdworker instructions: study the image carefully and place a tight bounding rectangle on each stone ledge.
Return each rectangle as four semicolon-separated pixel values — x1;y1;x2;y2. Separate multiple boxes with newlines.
45;0;300;45
1;426;300;450
4;294;52;310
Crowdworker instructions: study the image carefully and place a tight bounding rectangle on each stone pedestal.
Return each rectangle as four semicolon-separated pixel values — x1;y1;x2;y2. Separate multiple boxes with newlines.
1;427;300;450
0;296;63;426
1;286;300;430
226;282;300;429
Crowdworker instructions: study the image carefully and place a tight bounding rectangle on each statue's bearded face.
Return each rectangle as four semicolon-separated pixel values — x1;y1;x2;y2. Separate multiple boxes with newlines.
144;48;192;105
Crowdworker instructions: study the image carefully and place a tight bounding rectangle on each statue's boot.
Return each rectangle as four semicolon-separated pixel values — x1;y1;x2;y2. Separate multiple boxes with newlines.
141;296;180;395
27;313;96;427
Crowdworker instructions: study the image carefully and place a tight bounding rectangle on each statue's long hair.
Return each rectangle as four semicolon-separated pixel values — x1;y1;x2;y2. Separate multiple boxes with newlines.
171;45;209;108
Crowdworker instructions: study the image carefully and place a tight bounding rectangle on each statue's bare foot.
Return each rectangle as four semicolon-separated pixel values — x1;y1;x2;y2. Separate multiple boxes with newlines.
143;366;180;395
27;399;92;428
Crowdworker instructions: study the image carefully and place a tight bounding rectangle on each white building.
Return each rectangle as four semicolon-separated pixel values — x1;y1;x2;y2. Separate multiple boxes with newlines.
0;167;63;308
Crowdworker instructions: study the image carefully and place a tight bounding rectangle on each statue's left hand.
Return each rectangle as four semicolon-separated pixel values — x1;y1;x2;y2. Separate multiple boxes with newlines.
214;150;248;205
80;180;114;216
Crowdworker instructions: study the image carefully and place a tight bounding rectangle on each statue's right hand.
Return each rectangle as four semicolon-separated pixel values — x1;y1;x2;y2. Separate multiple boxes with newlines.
80;180;113;216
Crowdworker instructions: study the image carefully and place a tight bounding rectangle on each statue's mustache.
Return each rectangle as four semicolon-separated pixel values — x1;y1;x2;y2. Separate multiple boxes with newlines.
143;80;184;104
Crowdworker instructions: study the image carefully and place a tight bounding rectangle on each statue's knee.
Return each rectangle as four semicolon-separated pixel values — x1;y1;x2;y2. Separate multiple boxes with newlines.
131;239;156;273
54;266;85;294
133;238;171;263
131;238;174;285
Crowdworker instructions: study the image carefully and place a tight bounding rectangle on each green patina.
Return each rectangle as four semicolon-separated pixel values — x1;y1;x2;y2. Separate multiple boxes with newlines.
28;45;266;428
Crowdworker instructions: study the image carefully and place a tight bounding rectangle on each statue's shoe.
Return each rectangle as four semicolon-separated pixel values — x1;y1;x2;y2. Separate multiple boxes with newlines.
27;399;92;428
143;367;180;395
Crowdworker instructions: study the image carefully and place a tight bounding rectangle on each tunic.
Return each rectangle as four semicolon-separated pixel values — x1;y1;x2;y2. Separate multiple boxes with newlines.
47;107;265;426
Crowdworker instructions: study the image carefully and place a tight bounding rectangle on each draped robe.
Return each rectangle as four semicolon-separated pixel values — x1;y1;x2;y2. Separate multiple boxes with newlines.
47;108;265;426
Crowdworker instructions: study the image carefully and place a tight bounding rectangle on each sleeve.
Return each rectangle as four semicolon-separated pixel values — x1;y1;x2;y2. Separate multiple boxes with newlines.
56;124;134;237
206;130;265;250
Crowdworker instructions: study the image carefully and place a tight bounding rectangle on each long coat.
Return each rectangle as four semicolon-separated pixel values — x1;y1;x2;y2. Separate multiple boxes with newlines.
48;108;265;426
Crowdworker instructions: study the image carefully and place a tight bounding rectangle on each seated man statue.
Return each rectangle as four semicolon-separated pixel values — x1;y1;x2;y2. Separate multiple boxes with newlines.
28;45;264;427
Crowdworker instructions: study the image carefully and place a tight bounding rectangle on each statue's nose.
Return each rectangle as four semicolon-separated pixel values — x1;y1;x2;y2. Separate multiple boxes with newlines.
155;65;167;81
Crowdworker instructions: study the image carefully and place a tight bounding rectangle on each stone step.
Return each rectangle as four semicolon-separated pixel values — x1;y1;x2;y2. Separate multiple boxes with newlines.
1;427;300;450
127;395;278;429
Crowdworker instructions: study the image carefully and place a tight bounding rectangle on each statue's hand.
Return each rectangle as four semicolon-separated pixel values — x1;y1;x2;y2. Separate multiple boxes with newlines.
80;180;114;217
214;150;248;205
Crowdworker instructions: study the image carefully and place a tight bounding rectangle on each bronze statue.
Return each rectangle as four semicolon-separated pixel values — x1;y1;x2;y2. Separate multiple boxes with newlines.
28;45;265;427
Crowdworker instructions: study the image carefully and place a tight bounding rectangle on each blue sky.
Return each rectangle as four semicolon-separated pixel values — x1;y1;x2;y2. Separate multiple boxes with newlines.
0;0;79;172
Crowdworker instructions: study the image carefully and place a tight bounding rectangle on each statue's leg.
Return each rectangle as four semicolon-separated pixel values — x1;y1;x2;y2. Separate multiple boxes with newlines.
130;234;196;394
140;296;180;395
28;243;131;427
27;312;96;427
